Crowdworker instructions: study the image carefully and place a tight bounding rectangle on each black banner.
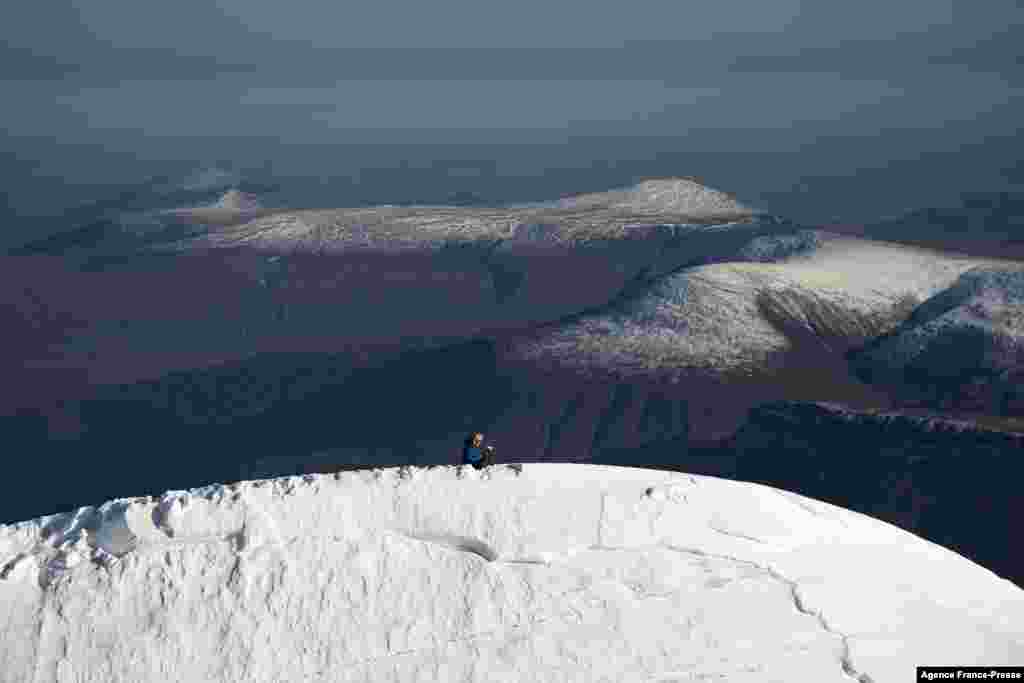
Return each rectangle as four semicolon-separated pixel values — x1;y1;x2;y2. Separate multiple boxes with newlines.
918;668;1024;681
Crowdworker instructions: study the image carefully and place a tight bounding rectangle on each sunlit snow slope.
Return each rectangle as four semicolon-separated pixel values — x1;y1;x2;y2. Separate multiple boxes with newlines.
0;465;1021;682
1;178;764;410
508;233;996;376
497;231;1022;441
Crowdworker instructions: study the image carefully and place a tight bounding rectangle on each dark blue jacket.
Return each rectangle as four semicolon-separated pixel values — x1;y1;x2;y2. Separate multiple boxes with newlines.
463;445;484;465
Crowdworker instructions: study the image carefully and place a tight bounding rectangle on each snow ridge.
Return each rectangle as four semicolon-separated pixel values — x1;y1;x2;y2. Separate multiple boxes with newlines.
1;465;1021;682
850;265;1024;384
504;177;756;216
551;178;754;215
212;189;262;212
506;234;995;377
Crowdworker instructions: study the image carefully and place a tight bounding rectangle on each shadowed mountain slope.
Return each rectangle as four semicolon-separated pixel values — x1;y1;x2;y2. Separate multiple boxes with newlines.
6;179;1024;596
728;401;1024;588
6;226;1021;520
500;232;1014;441
1;178;769;418
848;265;1024;419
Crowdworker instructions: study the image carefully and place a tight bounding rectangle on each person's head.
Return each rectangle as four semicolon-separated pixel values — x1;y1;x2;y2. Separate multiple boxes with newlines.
472;432;484;446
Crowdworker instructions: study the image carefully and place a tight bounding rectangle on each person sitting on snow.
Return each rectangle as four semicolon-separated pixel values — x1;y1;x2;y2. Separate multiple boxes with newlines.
462;432;495;469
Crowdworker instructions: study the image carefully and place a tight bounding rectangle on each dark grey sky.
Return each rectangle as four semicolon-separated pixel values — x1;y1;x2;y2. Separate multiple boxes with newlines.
2;0;1022;240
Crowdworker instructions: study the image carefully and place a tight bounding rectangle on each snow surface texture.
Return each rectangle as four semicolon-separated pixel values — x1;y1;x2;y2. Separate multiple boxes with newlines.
156;178;756;253
503;178;754;217
509;233;1000;376
852;266;1024;375
4;178;769;394
0;465;1021;682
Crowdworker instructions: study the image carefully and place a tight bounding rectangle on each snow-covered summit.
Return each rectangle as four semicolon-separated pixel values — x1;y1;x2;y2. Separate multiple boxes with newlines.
212;189;262;212
160;188;268;226
0;464;1020;682
507;234;989;377
1;177;774;399
541;177;755;216
848;264;1024;409
154;177;760;253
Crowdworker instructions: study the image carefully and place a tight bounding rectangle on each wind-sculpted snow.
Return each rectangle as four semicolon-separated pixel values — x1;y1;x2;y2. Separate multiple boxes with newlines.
153;179;755;254
507;235;989;377
486;235;1018;445
502;177;754;216
0;464;1021;682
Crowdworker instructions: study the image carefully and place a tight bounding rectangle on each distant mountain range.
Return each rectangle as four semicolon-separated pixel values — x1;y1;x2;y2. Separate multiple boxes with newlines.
3;177;1022;586
826;189;1024;259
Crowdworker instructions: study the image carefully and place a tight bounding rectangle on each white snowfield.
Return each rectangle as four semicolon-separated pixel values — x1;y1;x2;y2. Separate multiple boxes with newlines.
6;178;767;392
158;178;757;252
0;465;1020;682
854;265;1024;373
510;233;1010;376
502;178;753;216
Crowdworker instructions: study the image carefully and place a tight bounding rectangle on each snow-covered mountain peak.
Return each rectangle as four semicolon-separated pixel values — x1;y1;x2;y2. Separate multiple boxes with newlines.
849;264;1024;389
507;234;988;378
150;177;763;255
549;177;754;216
212;189;262;211
0;464;1020;681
